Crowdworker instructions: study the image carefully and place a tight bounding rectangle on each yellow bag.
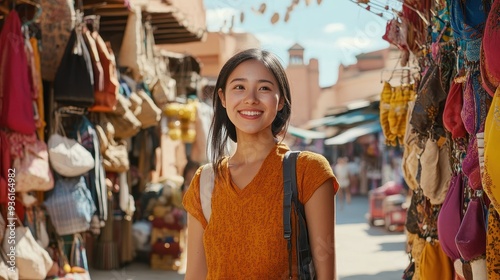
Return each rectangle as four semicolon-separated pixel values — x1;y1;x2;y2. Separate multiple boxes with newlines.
419;241;453;280
487;204;500;279
484;87;500;213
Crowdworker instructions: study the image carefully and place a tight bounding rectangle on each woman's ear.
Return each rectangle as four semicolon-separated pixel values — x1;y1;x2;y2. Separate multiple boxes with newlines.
278;97;285;111
218;88;226;108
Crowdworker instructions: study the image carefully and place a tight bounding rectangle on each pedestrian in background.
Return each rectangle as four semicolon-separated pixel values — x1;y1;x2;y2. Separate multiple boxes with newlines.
182;48;339;279
334;157;351;208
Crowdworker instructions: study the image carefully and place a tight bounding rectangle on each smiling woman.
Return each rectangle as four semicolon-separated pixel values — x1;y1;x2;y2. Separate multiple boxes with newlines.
182;48;339;279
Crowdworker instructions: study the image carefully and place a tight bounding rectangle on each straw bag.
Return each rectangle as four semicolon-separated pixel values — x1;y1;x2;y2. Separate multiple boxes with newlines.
135;88;161;129
96;115;130;173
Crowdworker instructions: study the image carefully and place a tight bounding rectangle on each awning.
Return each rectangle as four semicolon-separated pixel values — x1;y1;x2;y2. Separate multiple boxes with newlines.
287;126;326;140
85;0;206;44
305;110;379;129
324;121;381;145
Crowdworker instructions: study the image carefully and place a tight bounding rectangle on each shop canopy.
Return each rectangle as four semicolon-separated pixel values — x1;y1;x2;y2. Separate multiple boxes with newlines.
287;126;326;140
324;121;382;145
84;0;207;44
305;110;379;130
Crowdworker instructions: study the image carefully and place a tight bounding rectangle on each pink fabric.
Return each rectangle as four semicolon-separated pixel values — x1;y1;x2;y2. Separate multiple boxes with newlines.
0;11;36;134
462;135;482;190
437;174;464;260
461;79;476;135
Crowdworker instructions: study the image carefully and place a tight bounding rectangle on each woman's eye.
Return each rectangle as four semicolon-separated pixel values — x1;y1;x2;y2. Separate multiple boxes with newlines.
234;85;245;90
259;86;271;91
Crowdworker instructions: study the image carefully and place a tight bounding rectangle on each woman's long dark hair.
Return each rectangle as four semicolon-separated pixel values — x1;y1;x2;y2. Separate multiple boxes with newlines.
209;48;292;174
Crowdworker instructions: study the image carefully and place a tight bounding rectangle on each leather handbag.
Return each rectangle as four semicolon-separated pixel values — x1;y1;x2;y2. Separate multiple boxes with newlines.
283;151;316;280
53;26;95;108
88;32;119;112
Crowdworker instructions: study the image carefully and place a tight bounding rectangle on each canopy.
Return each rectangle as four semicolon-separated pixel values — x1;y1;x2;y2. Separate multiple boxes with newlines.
324;121;381;145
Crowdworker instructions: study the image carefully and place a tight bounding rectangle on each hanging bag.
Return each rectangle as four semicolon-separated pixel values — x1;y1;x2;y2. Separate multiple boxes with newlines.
0;10;36;135
43;175;96;236
8;132;54;193
1;214;53;280
48;112;95;177
53;12;95;108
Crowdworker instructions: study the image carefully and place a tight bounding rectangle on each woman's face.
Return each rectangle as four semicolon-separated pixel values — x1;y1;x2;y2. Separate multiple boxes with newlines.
218;59;284;138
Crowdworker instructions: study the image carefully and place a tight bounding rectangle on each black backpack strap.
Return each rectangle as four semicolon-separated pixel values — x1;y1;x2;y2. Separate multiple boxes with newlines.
283;150;300;279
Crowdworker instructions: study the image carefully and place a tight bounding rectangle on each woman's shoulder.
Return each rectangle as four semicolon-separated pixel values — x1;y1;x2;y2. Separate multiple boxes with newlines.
297;150;330;165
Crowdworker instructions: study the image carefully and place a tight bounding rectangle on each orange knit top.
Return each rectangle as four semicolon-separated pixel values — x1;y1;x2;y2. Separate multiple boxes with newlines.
182;143;339;279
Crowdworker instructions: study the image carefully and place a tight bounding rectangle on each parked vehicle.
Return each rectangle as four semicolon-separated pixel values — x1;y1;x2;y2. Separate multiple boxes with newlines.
367;181;406;231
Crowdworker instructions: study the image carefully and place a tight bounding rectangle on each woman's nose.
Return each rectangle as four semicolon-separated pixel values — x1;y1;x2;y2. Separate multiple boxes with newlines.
244;88;258;104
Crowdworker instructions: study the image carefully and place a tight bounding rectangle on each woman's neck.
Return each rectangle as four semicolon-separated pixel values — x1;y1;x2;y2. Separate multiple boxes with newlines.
229;137;278;166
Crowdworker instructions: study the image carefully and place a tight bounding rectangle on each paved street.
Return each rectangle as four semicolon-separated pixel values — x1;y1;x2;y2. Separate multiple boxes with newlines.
89;195;408;279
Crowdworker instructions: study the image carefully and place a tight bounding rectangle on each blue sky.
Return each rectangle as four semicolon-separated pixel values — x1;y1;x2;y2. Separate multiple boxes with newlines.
204;0;391;87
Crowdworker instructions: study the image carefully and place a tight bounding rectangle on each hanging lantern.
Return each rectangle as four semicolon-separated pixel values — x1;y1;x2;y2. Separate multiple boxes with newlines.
284;11;290;22
305;0;311;6
240;11;245;23
317;0;323;4
271;12;280;24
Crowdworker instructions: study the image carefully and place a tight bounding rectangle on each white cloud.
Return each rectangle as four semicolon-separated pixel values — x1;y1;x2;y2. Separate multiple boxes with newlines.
334;36;374;49
206;7;240;32
323;23;345;34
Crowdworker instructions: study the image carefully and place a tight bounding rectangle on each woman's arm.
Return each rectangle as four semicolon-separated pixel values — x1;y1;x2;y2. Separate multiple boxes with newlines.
305;178;337;280
184;214;208;279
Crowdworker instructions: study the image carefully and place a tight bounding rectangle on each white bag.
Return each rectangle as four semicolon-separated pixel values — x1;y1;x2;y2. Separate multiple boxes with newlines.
48;113;95;177
48;133;95;177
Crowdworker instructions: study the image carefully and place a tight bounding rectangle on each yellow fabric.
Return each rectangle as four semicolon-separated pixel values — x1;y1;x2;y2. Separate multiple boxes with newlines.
487;204;500;279
484;87;500;213
388;85;402;137
182;143;338;279
380;82;397;146
30;38;45;140
419;241;454;280
409;233;426;280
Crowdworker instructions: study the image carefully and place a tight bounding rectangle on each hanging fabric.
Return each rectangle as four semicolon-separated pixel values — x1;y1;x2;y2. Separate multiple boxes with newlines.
0;10;36;135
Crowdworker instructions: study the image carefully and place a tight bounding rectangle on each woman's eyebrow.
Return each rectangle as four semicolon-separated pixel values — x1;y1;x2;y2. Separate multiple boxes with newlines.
229;78;274;84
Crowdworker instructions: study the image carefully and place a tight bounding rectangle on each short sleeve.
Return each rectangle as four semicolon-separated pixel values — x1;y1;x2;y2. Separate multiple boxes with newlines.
182;165;209;229
296;151;339;204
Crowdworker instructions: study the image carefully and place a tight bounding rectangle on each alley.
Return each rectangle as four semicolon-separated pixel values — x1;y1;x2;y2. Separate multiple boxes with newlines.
89;195;408;280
